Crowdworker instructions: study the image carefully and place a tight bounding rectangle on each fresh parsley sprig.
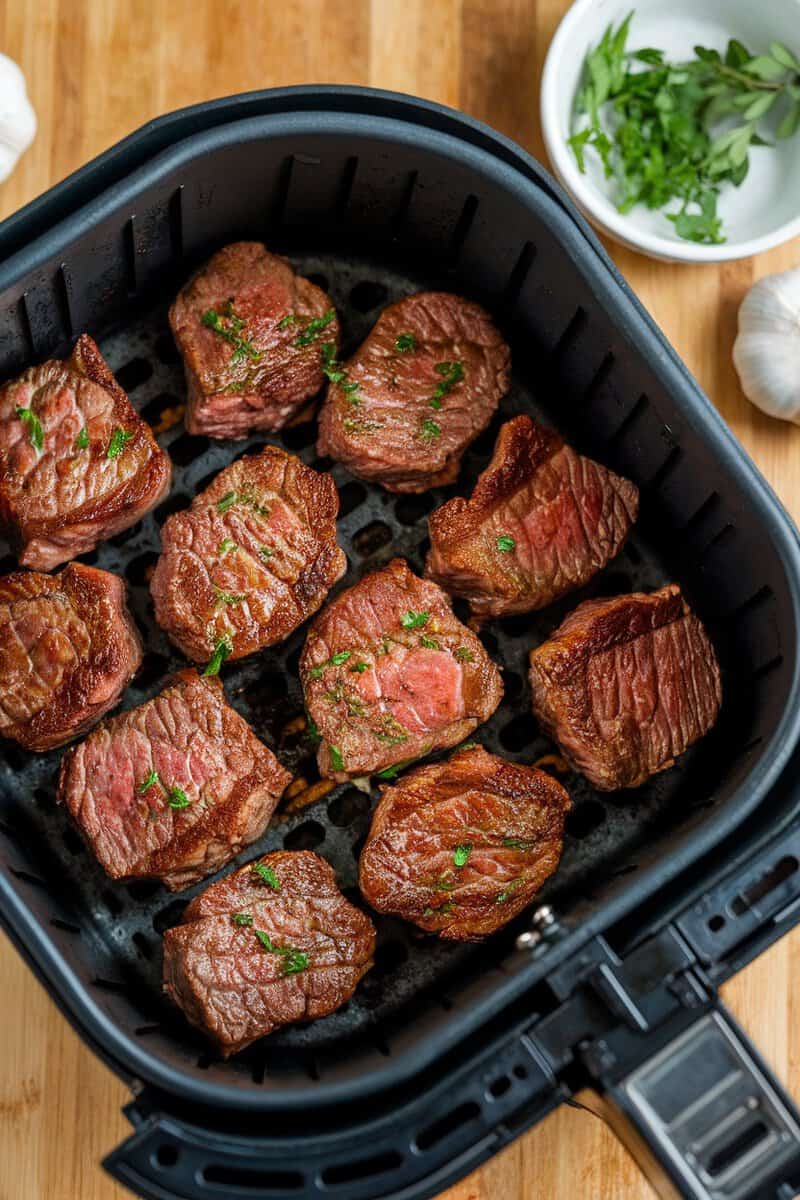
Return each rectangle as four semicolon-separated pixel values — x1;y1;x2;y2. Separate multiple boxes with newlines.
569;16;800;244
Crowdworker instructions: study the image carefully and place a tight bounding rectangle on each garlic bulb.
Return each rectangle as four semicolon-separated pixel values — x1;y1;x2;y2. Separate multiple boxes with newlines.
733;267;800;424
0;54;35;184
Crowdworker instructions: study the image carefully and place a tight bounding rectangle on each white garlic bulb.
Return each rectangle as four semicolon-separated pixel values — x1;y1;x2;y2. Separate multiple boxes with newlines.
733;267;800;424
0;54;35;184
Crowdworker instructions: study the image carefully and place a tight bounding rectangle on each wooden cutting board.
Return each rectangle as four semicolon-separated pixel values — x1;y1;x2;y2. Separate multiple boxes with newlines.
0;2;798;1197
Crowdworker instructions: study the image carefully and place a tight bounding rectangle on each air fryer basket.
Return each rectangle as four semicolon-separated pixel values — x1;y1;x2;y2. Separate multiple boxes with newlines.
2;90;800;1200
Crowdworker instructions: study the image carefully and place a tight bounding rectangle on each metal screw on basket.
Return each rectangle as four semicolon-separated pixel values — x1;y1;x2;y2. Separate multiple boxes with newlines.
516;905;559;952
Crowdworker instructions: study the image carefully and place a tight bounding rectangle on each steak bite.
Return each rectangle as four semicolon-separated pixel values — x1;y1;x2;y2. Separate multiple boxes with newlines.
151;445;346;665
169;242;339;438
163;850;376;1056
529;585;722;791
301;558;503;781
0;334;171;571
0;563;141;752
426;415;639;618
359;746;570;941
58;669;291;891
317;292;510;493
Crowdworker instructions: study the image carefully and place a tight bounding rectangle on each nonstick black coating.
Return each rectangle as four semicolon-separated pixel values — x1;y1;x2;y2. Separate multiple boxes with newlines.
0;246;739;1082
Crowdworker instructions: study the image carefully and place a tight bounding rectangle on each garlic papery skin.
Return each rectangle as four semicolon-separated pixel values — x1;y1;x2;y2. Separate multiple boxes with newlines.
0;54;35;185
733;267;800;424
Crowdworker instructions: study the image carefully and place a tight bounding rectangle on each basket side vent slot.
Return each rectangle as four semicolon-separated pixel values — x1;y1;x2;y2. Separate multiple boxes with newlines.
201;1164;303;1191
321;1150;403;1187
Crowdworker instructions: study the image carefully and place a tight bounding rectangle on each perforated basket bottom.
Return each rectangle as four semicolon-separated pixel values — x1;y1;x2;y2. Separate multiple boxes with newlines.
0;247;732;1082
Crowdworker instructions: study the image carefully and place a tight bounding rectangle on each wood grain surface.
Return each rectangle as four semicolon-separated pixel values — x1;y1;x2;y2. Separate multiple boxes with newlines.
0;2;798;1198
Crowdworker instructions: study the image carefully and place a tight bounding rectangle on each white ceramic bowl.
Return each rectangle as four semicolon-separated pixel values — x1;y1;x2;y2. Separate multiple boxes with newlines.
541;0;800;261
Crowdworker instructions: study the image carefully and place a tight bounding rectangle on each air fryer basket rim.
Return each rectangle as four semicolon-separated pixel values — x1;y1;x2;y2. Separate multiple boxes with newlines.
0;95;799;1118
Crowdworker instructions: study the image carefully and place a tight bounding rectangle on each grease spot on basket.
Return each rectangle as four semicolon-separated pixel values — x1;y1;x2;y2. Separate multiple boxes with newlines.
566;801;606;839
353;520;393;558
349;281;388;312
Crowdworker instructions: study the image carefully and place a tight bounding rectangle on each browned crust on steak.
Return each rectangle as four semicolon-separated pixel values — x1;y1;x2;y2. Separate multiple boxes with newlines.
426;416;639;617
359;745;570;940
163;850;376;1055
58;668;291;890
0;562;142;751
0;334;171;570
300;558;503;781
529;585;722;790
169;242;338;438
150;445;346;661
316;291;510;493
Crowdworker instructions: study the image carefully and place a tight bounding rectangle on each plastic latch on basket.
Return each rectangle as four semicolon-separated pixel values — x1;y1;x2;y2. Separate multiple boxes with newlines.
610;1010;800;1200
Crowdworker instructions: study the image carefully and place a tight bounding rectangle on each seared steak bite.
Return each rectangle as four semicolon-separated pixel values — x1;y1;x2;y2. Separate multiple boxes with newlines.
0;334;171;570
151;445;346;664
169;242;339;438
529;585;722;791
58;669;291;891
359;746;570;940
163;850;376;1056
0;563;141;751
426;415;638;618
300;558;503;781
317;292;510;492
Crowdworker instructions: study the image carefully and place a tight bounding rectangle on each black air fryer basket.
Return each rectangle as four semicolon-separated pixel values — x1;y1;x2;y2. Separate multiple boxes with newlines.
3;87;800;1200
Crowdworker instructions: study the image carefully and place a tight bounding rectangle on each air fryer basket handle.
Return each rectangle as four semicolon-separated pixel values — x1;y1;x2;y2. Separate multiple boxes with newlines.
591;1001;800;1200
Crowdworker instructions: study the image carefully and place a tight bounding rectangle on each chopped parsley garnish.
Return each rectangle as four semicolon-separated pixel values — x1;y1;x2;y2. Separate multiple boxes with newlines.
429;360;464;409
496;535;516;553
419;634;439;649
75;426;89;451
203;634;232;676
305;714;321;745
400;610;430;630
251;862;280;889
349;660;369;673
167;786;191;810
395;333;417;353
321;341;346;383
259;546;273;560
309;650;352;679
107;428;133;459
502;837;537;850
329;745;345;771
295;308;336;348
254;930;309;975
376;757;418;781
419;418;441;442
15;406;44;453
232;912;254;927
216;491;238;513
277;314;297;329
423;901;456;918
453;843;472;868
454;647;474;663
136;770;160;794
202;300;262;363
219;537;237;557
213;584;245;606
373;714;408;746
496;878;524;904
